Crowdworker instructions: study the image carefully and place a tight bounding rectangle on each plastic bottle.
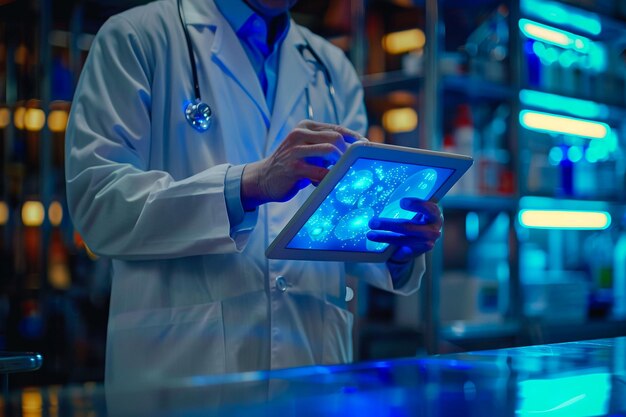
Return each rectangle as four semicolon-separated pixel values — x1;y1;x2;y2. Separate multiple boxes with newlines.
452;104;476;194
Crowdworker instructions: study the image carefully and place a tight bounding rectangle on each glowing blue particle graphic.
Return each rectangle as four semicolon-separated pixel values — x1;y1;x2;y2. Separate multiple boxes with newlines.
286;158;454;253
334;208;375;241
305;215;334;241
357;192;377;209
379;169;437;220
335;170;374;205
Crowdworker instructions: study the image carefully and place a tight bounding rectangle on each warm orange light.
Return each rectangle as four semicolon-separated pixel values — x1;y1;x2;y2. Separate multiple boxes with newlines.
24;108;46;132
48;201;63;226
382;29;426;54
49;263;71;290
382;107;419;133
0;107;10;129
367;125;386;143
47;110;68;133
21;388;42;417
22;201;45;227
14;44;28;66
14;106;26;130
0;201;8;225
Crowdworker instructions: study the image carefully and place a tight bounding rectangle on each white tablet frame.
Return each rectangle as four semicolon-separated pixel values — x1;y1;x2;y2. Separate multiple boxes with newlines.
265;142;473;262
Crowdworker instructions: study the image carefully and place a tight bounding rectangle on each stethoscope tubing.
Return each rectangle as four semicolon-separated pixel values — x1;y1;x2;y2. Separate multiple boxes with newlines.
178;0;340;130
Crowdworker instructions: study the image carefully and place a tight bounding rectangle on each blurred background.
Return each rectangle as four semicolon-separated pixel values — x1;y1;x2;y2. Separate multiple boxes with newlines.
0;0;625;390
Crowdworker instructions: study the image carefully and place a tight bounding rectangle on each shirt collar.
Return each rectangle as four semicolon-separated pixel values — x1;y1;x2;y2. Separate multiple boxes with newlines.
214;0;290;47
214;0;255;33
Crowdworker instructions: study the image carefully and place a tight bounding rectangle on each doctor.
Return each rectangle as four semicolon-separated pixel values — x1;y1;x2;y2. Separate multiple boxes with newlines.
66;0;443;384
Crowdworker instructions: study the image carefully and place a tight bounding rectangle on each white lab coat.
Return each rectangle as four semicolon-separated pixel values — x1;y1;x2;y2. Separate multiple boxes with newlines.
66;0;425;385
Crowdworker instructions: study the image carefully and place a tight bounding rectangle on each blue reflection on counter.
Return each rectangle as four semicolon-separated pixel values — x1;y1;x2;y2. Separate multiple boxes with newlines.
518;373;610;417
5;338;626;417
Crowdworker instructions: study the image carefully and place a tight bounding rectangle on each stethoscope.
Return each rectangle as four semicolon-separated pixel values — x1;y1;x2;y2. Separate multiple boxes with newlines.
177;0;339;132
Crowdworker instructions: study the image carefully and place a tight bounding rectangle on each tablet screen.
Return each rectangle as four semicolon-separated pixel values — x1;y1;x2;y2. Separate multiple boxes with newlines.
286;158;455;253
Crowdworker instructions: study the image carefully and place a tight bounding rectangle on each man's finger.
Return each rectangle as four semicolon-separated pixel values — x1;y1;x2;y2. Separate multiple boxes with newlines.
293;143;343;166
291;129;349;152
294;162;330;184
369;217;441;235
299;120;366;143
366;228;441;244
399;199;442;224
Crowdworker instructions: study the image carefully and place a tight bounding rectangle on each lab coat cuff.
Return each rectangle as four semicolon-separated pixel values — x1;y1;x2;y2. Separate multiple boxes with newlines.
225;164;259;251
387;258;416;289
389;254;426;295
225;164;246;228
346;255;424;296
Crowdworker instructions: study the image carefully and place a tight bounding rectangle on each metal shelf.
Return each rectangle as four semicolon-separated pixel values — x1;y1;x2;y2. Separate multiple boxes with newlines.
443;75;515;101
441;320;521;341
360;71;423;96
441;195;518;211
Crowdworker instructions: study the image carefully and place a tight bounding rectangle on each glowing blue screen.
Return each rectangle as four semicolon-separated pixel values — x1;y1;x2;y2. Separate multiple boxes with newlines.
287;158;454;253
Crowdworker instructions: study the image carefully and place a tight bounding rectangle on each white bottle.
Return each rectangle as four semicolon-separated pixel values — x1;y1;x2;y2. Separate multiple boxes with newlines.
453;104;476;194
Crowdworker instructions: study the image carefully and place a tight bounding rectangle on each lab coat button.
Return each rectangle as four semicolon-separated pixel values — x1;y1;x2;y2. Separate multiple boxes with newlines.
345;287;354;302
275;276;288;292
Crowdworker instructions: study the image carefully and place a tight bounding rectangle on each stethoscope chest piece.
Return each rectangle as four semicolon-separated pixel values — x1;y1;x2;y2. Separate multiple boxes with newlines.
185;101;212;132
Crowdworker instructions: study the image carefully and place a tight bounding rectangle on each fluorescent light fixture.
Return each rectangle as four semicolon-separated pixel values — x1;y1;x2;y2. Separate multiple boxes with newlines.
382;29;426;54
519;19;591;52
519;209;611;230
382;108;418;133
519;110;610;139
521;0;601;36
519;90;609;120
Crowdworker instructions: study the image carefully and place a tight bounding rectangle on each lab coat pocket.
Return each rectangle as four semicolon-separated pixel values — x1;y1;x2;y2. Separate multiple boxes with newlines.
107;301;225;384
323;303;354;365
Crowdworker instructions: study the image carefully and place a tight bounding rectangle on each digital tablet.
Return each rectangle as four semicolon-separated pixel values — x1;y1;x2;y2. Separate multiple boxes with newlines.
266;142;473;262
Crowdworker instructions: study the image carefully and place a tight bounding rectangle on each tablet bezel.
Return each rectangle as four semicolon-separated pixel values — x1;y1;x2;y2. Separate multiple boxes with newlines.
265;142;473;262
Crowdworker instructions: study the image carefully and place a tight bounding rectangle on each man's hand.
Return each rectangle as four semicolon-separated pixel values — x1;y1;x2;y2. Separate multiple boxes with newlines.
367;199;443;263
241;120;365;210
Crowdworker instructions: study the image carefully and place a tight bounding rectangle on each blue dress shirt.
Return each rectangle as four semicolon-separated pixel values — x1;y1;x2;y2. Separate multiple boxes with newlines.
215;0;290;232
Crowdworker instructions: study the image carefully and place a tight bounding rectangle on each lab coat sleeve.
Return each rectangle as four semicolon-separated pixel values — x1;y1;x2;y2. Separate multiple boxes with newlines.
347;256;426;295
329;43;425;294
66;15;255;260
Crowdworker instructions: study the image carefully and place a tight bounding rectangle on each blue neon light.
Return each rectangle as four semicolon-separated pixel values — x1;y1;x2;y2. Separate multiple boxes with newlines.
518;373;611;417
519;90;609;120
520;19;607;72
521;0;602;36
518;209;612;230
519;110;611;140
519;19;590;51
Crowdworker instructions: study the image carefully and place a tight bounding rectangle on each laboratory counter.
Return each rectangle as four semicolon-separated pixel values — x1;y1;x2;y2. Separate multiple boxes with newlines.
5;337;626;416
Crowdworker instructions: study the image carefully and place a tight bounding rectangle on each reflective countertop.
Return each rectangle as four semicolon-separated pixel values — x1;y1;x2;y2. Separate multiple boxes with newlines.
7;337;626;416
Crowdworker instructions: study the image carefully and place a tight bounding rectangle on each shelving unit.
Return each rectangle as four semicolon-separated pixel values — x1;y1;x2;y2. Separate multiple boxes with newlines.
353;0;626;357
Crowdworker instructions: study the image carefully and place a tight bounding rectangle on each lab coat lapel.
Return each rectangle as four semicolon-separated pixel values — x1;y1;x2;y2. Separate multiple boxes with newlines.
266;25;315;153
186;0;270;125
